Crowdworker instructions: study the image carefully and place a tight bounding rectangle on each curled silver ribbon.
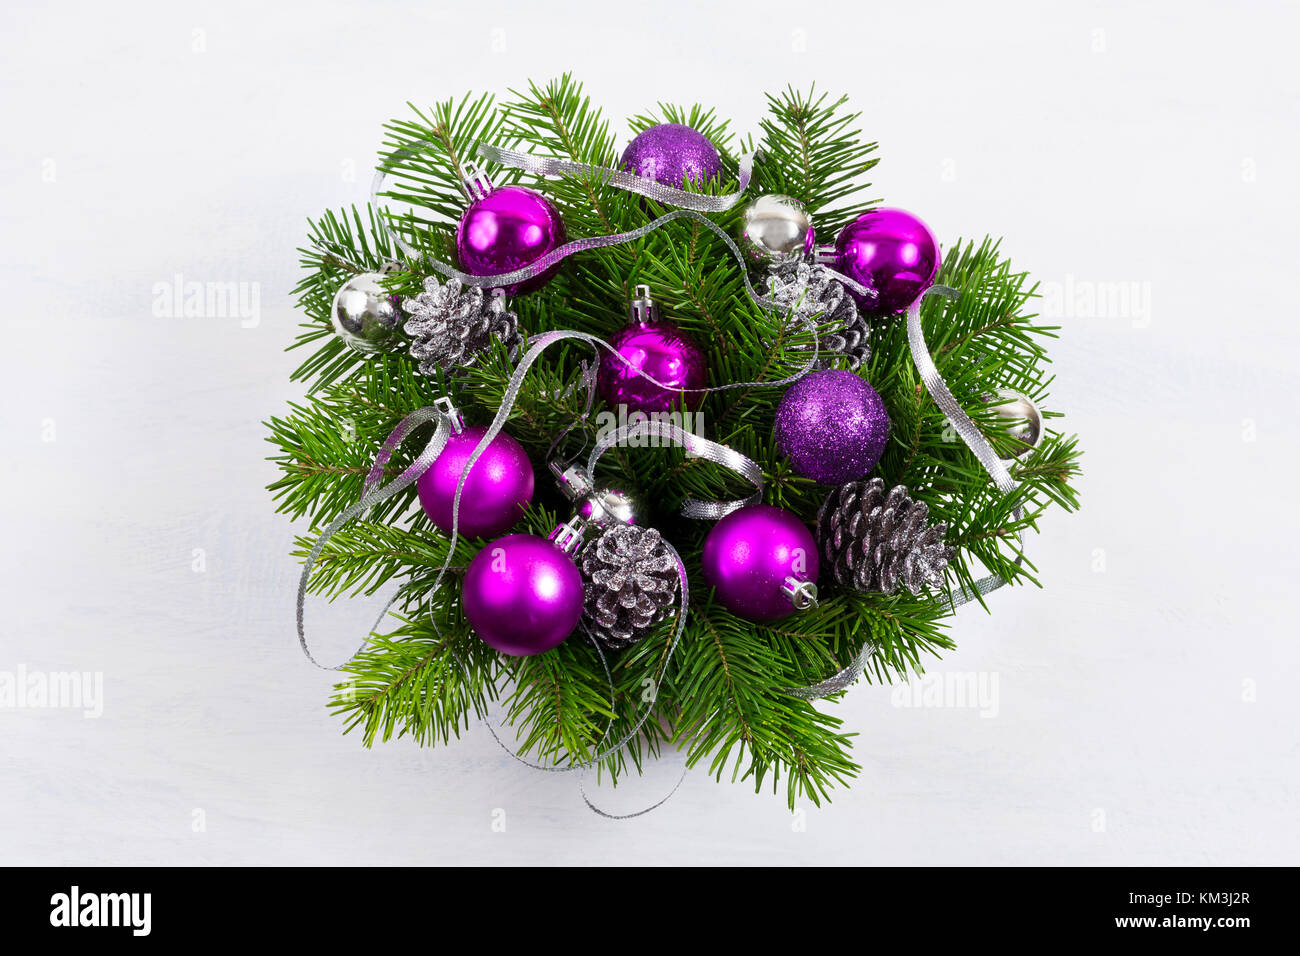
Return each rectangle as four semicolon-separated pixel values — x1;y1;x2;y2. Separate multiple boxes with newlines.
418;345;766;804
295;329;767;802
431;327;778;606
299;326;779;675
368;143;878;307
585;417;764;520
296;404;453;670
785;285;1027;699
478;416;741;813
469;540;690;774
477;142;755;212
326;140;1033;788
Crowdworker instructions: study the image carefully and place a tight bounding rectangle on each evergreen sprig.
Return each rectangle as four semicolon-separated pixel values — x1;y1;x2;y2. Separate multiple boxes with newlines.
267;75;1082;808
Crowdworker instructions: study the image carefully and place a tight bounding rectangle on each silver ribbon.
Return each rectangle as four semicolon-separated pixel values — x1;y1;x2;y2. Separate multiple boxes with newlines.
369;143;878;307
471;540;690;773
585;418;764;520
298;324;779;674
478;417;748;814
785;285;1027;699
417;349;765;799
322;140;1035;790
477;142;755;212
296;404;453;670
429;327;777;607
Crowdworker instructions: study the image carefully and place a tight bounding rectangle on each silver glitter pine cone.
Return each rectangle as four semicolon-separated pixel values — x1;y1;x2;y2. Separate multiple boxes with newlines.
578;524;679;651
401;276;523;376
767;262;872;371
817;478;956;596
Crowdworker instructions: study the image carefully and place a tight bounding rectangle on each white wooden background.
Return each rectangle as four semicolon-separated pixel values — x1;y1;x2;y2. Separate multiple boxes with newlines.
2;0;1296;865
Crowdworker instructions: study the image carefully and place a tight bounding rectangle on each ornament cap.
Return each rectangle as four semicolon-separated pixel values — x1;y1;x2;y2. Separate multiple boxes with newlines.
551;463;638;529
781;576;819;611
813;244;838;266
551;461;594;500
459;161;493;201
628;284;660;326
548;516;589;555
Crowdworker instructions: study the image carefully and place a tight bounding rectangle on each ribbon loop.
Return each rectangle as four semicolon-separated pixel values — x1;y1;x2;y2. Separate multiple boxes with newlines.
477;142;755;212
585;417;764;520
305;140;1040;803
368;142;877;308
785;285;1028;699
296;404;454;670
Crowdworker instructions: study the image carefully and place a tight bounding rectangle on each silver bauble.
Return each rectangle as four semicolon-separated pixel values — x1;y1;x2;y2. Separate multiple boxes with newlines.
989;390;1044;458
740;195;815;266
551;463;638;530
330;272;405;355
579;487;637;529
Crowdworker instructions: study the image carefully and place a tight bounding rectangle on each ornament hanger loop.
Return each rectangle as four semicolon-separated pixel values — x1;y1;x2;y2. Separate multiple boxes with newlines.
434;396;464;433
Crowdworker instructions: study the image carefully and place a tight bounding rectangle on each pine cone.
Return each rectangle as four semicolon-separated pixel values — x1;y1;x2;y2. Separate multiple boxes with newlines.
767;262;871;371
816;478;955;595
578;524;679;651
401;276;523;376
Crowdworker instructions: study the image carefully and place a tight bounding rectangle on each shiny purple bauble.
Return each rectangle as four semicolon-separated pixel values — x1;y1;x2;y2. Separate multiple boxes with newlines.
462;534;584;656
417;426;534;539
775;370;890;484
455;185;566;295
620;123;722;188
834;207;940;314
597;320;707;414
701;505;819;623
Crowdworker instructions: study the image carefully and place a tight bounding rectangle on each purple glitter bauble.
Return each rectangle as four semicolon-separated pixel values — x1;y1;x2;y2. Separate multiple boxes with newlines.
701;505;819;622
834;207;940;314
774;370;890;484
620;123;722;188
597;320;707;414
455;185;566;295
463;534;584;656
417;426;534;539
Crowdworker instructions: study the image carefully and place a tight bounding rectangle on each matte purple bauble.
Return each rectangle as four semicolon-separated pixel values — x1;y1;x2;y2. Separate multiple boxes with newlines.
774;370;890;484
834;207;940;314
455;185;566;295
417;426;534;539
462;534;584;656
597;321;707;413
701;505;819;623
620;123;722;188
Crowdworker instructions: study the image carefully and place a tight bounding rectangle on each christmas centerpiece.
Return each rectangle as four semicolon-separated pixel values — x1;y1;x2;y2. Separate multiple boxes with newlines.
268;76;1081;812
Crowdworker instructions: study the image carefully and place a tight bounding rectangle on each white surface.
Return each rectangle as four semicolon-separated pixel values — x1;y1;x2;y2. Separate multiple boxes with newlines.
2;0;1297;865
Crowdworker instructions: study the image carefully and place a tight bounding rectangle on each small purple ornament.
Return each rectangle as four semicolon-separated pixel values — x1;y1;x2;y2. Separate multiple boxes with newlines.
701;504;819;623
456;185;566;295
775;370;890;484
463;533;584;656
597;285;707;413
417;425;535;539
620;123;722;188
834;207;940;314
